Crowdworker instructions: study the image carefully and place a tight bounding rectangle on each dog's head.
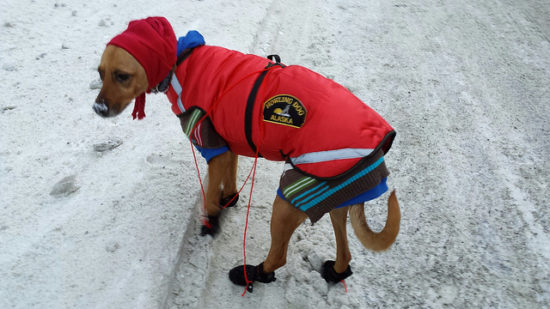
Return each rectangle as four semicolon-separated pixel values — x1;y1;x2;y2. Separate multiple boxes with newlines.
94;46;148;117
93;17;177;118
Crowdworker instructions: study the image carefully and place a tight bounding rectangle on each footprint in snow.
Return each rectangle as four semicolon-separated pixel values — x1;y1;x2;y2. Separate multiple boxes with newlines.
50;175;80;197
93;138;123;153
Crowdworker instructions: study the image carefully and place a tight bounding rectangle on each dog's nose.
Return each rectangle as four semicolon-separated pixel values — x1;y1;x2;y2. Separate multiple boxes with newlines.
93;101;109;117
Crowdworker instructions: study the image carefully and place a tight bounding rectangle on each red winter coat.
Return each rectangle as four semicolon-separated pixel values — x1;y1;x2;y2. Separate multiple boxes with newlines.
166;46;394;178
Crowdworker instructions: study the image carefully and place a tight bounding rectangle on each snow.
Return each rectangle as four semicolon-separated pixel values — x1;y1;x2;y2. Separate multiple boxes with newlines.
1;0;549;308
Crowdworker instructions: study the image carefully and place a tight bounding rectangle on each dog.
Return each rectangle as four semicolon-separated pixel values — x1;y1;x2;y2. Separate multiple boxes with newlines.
94;17;401;291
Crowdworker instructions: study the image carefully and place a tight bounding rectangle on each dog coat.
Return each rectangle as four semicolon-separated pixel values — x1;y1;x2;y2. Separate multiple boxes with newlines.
166;39;395;222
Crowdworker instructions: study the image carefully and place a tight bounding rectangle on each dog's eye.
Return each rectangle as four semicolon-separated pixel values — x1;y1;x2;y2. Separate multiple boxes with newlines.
115;73;131;83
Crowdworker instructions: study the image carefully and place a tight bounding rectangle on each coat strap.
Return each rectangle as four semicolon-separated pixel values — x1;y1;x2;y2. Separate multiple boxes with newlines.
244;55;285;156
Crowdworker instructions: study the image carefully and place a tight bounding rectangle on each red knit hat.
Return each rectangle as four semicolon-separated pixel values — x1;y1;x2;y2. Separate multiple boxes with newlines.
108;17;177;119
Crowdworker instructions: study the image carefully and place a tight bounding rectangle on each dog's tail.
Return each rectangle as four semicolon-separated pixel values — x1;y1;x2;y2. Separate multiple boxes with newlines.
349;190;401;251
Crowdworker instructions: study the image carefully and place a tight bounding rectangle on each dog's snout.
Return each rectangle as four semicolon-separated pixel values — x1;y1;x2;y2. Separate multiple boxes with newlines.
93;100;109;117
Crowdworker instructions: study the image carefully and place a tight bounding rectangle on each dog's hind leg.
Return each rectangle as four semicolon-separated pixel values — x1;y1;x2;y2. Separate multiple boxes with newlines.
262;196;308;273
328;206;352;274
321;206;354;283
228;195;307;287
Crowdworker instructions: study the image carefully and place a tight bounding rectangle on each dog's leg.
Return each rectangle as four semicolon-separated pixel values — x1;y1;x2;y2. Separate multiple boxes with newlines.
205;153;229;215
263;196;308;272
201;151;233;235
321;205;354;283
228;196;307;287
220;151;239;207
330;206;352;272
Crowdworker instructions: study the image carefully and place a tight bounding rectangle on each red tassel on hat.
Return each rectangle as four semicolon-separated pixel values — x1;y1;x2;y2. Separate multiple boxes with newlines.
132;93;146;120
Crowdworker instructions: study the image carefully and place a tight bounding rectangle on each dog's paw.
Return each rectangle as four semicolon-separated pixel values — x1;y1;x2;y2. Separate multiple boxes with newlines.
229;262;276;290
200;215;220;236
321;260;353;283
220;193;239;208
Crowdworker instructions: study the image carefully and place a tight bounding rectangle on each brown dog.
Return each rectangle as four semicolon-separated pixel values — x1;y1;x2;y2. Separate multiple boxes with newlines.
94;17;400;291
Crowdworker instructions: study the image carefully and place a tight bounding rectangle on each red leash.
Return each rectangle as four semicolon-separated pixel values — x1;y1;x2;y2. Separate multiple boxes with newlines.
341;280;348;293
189;138;259;296
241;152;259;296
186;66;277;296
186;68;267;228
241;67;275;296
189;139;258;229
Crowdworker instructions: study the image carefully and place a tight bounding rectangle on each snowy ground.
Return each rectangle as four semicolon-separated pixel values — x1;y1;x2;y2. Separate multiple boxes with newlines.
1;0;549;308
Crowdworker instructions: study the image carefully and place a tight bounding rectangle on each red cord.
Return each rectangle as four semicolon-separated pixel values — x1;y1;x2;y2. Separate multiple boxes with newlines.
241;153;259;296
190;140;258;296
189;139;211;228
341;280;348;293
187;68;267;226
185;65;281;296
220;159;255;210
241;67;279;296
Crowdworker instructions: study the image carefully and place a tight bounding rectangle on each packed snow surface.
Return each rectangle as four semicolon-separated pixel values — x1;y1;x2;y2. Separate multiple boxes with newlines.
1;0;549;308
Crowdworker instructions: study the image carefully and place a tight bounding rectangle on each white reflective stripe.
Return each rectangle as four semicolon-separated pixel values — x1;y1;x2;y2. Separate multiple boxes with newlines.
290;148;374;165
170;75;185;113
170;75;181;95
194;122;203;146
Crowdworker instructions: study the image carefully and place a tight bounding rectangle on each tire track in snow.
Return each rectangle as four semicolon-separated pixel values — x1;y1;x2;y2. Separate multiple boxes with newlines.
162;188;205;308
368;1;549;306
248;0;279;54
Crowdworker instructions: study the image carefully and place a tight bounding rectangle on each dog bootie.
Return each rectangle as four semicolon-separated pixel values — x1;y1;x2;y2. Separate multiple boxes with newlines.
229;263;276;292
220;193;239;208
321;260;353;283
201;194;239;237
200;215;220;236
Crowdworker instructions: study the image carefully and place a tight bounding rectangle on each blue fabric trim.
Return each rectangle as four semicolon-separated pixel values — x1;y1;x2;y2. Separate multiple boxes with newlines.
194;145;229;163
277;177;388;209
336;177;388;208
291;182;327;205
177;31;205;55
294;184;330;208
277;188;285;199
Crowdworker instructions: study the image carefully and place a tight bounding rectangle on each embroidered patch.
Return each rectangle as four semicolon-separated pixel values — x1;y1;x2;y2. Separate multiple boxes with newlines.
263;94;306;128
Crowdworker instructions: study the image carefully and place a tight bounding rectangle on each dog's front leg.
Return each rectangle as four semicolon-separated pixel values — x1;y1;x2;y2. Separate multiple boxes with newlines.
201;151;238;236
220;151;239;207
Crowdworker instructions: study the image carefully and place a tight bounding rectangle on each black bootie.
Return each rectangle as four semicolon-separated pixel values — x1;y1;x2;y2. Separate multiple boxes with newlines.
321;260;353;283
228;262;276;292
